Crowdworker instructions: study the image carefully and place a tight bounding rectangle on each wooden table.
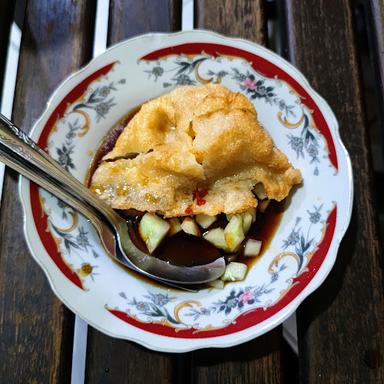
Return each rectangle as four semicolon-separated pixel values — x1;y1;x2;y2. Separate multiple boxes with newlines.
0;1;383;382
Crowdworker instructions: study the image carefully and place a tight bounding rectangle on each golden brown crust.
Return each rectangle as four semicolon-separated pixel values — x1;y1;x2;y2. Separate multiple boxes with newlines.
90;84;302;216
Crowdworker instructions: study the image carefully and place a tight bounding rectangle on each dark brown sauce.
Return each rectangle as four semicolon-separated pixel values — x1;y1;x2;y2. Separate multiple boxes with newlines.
154;233;220;267
87;110;285;287
116;204;283;269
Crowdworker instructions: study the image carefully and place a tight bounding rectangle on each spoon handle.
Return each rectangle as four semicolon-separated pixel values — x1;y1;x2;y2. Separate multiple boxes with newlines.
0;141;118;257
0;113;123;229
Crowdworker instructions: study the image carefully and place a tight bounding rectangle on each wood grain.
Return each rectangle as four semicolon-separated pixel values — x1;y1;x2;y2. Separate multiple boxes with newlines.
193;1;283;383
283;0;384;382
0;0;96;382
195;0;267;45
84;2;181;383
367;0;384;157
107;0;181;45
369;0;384;104
192;331;283;384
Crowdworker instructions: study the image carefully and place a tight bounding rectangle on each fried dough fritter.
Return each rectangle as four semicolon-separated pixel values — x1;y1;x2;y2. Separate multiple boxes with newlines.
90;84;302;217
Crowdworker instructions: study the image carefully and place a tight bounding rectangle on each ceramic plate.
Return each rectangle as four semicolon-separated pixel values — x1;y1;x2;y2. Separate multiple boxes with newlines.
19;30;353;352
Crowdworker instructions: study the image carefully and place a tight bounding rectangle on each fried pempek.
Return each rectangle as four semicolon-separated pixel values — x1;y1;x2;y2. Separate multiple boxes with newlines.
90;84;302;217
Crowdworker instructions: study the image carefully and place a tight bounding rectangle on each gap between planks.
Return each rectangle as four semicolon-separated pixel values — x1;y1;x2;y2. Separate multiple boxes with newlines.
0;21;22;202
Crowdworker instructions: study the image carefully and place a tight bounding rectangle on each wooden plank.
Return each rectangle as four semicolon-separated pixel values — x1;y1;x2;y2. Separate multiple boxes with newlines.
369;0;384;105
192;331;282;384
282;1;384;382
84;1;181;383
366;0;384;160
195;0;267;45
0;0;16;107
0;1;96;382
107;0;181;44
193;1;283;383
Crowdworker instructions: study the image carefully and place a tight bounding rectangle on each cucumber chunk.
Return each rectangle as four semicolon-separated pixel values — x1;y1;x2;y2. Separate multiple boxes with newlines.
226;213;234;222
241;211;253;234
139;213;170;253
196;214;217;229
224;215;245;252
168;218;182;236
220;262;248;282
203;227;229;251
181;217;201;236
244;239;262;257
207;279;225;289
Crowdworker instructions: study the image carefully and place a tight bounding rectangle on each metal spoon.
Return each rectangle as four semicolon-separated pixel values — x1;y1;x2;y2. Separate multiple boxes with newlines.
0;113;225;289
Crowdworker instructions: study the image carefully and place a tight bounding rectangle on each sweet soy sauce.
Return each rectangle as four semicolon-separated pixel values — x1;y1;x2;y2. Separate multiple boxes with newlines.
86;110;285;281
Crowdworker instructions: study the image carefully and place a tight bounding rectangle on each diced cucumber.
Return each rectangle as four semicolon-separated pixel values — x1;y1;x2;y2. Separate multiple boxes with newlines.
247;207;257;223
242;211;253;234
226;213;234;222
139;213;170;253
196;214;217;229
203;228;229;251
220;262;248;282
181;217;201;236
224;215;245;252
244;239;262;257
168;218;181;236
207;279;225;289
253;183;267;200
258;199;270;213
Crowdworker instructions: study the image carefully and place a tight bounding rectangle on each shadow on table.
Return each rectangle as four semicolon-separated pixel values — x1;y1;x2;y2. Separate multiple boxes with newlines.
192;327;281;364
181;328;295;382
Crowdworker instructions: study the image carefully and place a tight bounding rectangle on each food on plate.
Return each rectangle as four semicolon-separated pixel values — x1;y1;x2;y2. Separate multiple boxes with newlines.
180;217;201;237
207;279;225;289
203;227;230;252
224;215;245;252
138;213;170;254
196;213;217;229
243;239;262;257
89;84;302;283
220;262;248;282
168;218;182;236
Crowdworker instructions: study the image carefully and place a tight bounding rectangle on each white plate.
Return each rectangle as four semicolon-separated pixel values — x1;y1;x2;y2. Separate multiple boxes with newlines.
20;30;353;352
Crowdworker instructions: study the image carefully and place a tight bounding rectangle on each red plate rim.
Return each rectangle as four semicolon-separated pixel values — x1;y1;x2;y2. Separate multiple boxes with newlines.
29;42;338;338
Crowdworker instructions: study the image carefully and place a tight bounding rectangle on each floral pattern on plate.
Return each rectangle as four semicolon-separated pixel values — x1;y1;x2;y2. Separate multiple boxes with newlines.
39;70;126;290
141;54;324;175
19;32;352;352
106;202;328;332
